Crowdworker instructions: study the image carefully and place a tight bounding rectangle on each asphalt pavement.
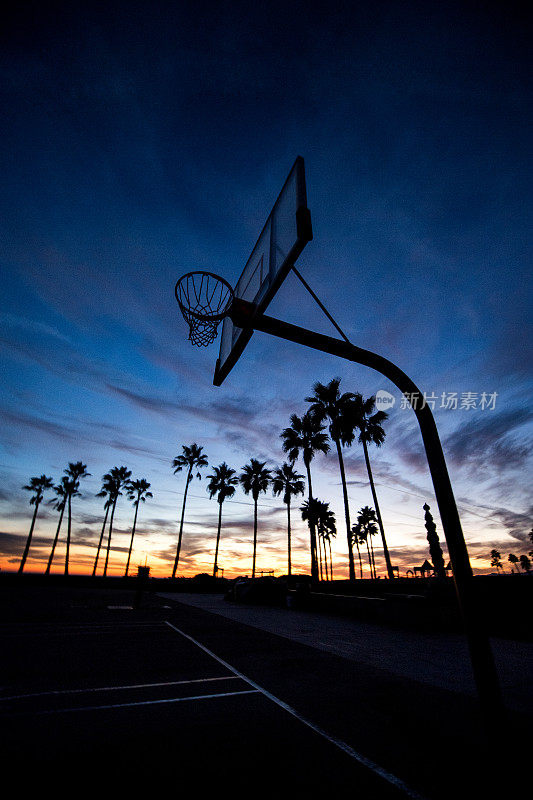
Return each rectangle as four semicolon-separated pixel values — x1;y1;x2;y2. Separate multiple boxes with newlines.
1;585;528;799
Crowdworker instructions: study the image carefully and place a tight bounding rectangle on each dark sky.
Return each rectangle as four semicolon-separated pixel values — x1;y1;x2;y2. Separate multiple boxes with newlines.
1;0;531;576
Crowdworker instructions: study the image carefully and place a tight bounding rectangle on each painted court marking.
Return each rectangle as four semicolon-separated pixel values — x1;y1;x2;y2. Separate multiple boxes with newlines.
1;675;241;702
22;689;260;716
164;621;427;800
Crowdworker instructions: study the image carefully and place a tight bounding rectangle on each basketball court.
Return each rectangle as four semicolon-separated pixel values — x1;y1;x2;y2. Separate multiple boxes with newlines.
1;584;431;797
2;584;519;798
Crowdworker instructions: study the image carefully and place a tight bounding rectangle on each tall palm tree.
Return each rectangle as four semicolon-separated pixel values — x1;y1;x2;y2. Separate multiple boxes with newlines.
324;525;336;580
103;466;131;577
353;506;379;579
271;462;305;577
349;394;394;579
306;377;357;581
172;444;208;578
301;498;335;581
206;463;238;577
490;549;503;574
19;474;54;573
92;474;118;576
63;461;90;576
44;476;70;575
508;553;519;574
124;479;153;576
281;412;329;581
239;459;271;579
316;500;336;581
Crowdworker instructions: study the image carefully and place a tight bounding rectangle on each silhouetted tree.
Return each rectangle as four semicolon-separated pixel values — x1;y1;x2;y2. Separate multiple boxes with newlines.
348;394;394;579
306;378;358;582
317;501;336;581
507;553;519;574
324;525;336;580
19;474;54;573
45;476;70;575
353;506;379;578
103;466;131;577
490;549;503;573
172;444;208;578
124;479;153;576
240;459;271;579
93;475;118;576
63;462;90;576
207;463;238;578
519;554;531;573
272;462;305;577
301;498;335;581
281;412;329;581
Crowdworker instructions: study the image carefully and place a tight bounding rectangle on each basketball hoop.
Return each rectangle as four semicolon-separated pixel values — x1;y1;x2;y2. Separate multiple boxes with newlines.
175;271;234;346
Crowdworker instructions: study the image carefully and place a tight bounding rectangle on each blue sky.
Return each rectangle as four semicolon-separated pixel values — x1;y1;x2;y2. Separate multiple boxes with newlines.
1;0;531;577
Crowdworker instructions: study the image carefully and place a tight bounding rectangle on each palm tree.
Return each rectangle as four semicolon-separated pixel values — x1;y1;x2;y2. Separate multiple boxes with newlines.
519;554;531;573
348;394;394;579
353;506;379;579
124;479;153;576
271;462;305;577
301;498;335;580
300;497;321;577
172;444;208;578
92;475;118;576
44;476;70;575
63;461;90;576
239;459;271;579
19;474;54;573
103;466;131;577
316;500;336;581
306;378;357;581
490;549;503;574
508;553;519;574
281;412;330;581
206;463;238;577
323;526;336;580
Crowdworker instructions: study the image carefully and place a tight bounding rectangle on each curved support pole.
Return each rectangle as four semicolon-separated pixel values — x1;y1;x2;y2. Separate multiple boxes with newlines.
230;299;503;729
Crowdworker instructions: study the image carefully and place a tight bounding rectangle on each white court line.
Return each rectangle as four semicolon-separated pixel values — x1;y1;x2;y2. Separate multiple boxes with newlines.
15;689;260;716
164;621;427;800
1;676;240;702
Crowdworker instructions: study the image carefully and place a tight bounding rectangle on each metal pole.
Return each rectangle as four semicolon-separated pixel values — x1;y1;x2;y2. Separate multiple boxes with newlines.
230;299;504;730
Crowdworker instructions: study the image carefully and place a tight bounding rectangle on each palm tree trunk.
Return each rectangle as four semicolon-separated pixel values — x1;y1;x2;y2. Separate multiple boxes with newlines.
369;535;377;579
286;499;292;577
64;494;72;576
354;532;364;578
365;541;372;577
304;459;319;581
335;439;356;581
45;506;65;575
103;499;117;577
173;468;191;578
19;502;40;573
213;500;223;577
92;505;110;576
125;501;139;577
252;498;258;578
329;539;333;580
362;438;394;579
317;533;323;581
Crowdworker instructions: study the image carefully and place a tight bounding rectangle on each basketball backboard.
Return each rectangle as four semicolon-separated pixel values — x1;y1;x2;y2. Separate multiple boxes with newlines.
213;156;312;386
